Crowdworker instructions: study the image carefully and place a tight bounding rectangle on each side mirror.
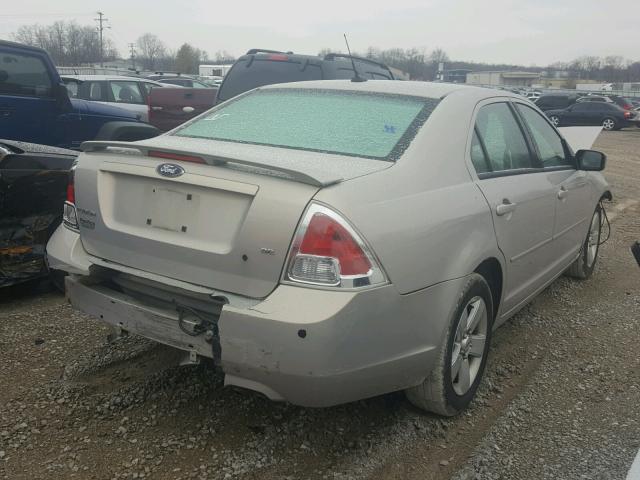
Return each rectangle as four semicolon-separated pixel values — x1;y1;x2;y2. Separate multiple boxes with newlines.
576;149;606;171
53;83;72;111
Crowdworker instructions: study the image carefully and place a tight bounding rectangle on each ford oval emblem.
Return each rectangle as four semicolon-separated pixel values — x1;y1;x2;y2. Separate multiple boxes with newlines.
157;163;185;178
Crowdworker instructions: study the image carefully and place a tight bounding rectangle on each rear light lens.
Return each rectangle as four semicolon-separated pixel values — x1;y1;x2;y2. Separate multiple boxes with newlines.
63;165;79;230
285;203;387;288
624;111;632;119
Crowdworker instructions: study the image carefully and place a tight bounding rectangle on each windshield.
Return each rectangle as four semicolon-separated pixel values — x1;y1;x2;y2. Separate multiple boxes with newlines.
174;89;438;160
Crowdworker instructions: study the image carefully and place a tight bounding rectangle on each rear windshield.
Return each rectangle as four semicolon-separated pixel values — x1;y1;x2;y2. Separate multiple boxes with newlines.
174;89;438;160
217;59;323;102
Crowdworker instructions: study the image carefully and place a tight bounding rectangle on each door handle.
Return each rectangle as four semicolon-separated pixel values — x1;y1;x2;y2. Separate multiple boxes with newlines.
557;187;568;199
496;200;517;216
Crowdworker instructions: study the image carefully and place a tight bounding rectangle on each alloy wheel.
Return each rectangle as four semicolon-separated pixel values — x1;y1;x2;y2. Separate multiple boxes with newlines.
450;296;488;396
550;116;560;126
602;118;615;130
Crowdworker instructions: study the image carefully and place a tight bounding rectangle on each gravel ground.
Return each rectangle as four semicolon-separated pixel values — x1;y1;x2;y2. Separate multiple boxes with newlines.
0;130;638;480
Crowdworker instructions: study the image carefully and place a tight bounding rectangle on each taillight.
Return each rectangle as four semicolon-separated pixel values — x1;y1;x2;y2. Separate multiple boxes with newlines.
267;54;289;61
285;203;386;288
624;111;632;119
63;165;79;230
66;171;75;204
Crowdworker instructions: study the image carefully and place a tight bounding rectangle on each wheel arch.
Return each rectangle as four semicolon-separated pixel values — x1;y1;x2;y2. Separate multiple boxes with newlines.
474;257;503;321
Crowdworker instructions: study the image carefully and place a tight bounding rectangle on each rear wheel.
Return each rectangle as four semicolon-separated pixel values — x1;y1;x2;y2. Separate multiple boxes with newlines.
405;273;493;416
549;115;560;127
566;204;602;279
602;117;616;131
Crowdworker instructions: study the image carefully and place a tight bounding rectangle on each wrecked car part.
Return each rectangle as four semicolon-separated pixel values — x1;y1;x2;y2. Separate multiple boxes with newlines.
0;140;76;287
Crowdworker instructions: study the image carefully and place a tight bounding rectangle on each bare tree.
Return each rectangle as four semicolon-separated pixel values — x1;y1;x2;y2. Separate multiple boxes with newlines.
136;33;167;70
213;50;236;63
429;48;449;65
11;21;118;65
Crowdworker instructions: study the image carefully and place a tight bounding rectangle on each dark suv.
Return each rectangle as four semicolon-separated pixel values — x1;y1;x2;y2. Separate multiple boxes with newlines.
216;49;395;103
534;94;581;112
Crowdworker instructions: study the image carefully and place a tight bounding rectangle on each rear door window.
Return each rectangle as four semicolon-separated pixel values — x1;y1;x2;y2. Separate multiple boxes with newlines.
80;81;106;101
516;104;571;168
141;82;156;95
470;130;491;174
474;102;534;173
110;81;144;104
571;103;592;113
0;51;52;97
217;59;323;102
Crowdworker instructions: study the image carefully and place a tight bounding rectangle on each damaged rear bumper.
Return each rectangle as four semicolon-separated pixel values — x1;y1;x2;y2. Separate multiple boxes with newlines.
51;226;463;407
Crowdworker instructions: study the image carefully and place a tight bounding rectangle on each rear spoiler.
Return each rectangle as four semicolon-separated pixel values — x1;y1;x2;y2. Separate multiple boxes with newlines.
80;141;340;187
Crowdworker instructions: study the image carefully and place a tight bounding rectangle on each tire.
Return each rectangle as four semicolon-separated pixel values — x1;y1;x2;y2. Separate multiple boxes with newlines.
566;204;602;279
549;115;560;127
405;273;494;416
602;117;616;131
49;269;67;293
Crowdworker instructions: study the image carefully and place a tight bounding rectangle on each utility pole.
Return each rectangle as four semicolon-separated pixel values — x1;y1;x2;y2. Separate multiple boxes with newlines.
94;11;108;67
128;43;136;70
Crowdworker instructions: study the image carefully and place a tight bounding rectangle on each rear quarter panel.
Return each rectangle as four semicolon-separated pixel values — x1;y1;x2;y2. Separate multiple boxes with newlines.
315;89;504;296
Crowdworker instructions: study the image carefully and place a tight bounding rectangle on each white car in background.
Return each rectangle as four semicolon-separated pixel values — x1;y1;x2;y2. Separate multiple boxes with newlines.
62;75;173;122
526;91;542;101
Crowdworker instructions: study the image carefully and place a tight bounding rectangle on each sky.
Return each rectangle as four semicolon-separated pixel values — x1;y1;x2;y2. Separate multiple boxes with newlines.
0;0;638;66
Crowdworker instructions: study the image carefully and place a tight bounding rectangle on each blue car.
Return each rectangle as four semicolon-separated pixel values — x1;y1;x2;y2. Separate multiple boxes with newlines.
0;40;158;149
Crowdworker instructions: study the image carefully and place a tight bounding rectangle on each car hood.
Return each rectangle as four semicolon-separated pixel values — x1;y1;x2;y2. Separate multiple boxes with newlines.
71;98;140;121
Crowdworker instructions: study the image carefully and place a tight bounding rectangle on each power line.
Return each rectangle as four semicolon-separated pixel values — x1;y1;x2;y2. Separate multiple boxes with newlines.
0;12;93;18
128;43;136;70
94;11;109;67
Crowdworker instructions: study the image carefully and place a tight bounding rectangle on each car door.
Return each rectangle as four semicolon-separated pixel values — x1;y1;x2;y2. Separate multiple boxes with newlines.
107;80;147;120
0;47;58;144
582;103;608;126
470;100;558;316
514;102;592;268
563;103;591;125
